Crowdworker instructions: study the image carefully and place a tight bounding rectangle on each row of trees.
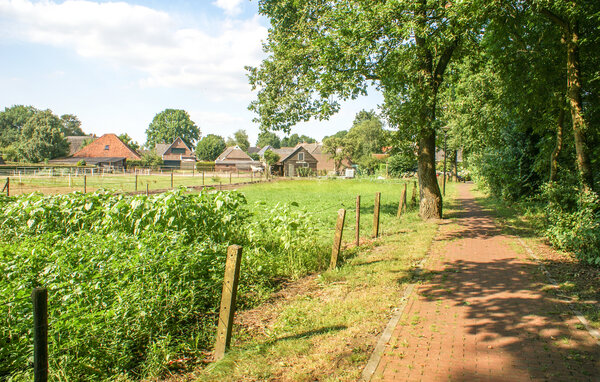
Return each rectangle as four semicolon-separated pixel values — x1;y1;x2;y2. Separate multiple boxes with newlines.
0;105;85;163
248;0;599;221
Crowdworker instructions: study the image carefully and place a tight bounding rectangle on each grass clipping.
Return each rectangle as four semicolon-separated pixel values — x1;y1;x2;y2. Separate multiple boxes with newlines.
178;211;439;382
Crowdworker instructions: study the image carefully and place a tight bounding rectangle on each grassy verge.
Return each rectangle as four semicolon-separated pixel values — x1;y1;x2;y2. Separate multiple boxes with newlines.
177;181;458;381
470;187;600;330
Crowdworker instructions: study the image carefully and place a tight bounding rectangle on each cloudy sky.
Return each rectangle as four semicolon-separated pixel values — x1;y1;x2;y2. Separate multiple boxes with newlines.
0;0;382;146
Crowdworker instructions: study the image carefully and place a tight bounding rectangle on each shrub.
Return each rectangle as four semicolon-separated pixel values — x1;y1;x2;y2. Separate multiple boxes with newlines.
296;167;314;177
543;183;600;265
76;159;86;166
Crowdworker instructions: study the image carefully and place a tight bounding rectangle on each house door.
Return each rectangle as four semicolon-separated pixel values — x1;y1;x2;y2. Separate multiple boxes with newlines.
288;163;295;177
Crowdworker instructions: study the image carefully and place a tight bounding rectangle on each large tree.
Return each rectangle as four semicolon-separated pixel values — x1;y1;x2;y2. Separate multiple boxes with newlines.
249;1;480;218
18;110;69;162
196;134;226;161
256;131;281;148
146;109;200;149
0;105;38;148
60;114;85;136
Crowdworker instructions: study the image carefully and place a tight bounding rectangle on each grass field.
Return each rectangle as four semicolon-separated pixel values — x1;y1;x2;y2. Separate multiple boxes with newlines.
241;178;420;248
3;171;266;195
190;180;458;381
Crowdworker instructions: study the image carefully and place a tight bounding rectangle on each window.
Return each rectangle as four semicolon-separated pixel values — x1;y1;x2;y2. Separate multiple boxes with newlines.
298;152;304;161
303;162;309;167
104;145;109;150
172;148;186;154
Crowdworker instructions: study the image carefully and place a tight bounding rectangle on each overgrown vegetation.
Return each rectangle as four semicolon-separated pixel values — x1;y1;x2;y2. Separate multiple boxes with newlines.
0;187;328;381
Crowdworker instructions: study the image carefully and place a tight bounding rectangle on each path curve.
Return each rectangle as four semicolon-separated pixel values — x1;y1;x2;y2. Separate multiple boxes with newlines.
371;183;599;381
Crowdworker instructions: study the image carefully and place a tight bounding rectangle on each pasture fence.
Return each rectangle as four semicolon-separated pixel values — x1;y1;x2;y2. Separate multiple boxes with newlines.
7;187;417;374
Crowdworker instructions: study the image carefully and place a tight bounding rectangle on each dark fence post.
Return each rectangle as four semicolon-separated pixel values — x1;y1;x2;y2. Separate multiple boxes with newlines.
32;288;48;382
229;172;232;184
83;175;87;193
146;184;149;196
330;209;346;269
355;195;360;247
202;170;205;186
135;174;138;192
171;169;174;189
214;245;243;360
373;192;381;238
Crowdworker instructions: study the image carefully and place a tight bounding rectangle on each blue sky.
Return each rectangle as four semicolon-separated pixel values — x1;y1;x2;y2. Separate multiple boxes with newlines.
0;0;382;147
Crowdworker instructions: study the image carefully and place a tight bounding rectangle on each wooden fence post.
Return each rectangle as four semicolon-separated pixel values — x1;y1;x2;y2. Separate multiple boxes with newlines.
135;174;138;192
32;288;48;382
411;181;417;206
214;245;243;360
84;175;87;193
146;184;149;196
229;172;232;184
3;177;9;196
397;183;407;217
330;209;346;269
171;170;174;189
373;192;381;238
202;170;205;186
355;195;360;247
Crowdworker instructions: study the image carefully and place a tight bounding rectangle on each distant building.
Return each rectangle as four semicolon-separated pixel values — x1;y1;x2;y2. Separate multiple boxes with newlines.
215;146;257;171
154;137;196;169
271;145;317;176
51;133;140;168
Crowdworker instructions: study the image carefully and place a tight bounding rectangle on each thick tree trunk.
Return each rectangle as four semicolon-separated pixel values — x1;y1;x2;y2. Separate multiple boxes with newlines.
566;23;594;190
549;107;564;183
418;128;442;219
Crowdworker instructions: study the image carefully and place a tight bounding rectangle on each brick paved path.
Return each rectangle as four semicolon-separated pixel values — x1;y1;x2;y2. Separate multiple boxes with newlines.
372;183;599;381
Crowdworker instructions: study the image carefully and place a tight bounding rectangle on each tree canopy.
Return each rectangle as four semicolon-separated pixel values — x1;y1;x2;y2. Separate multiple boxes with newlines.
256;131;281;148
196;134;226;161
248;0;487;218
146;109;200;149
18;110;69;163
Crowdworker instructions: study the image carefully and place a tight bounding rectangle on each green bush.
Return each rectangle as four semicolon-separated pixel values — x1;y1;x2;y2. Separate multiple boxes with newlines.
0;188;328;380
196;161;215;171
387;153;417;177
296;167;314;177
543;183;600;265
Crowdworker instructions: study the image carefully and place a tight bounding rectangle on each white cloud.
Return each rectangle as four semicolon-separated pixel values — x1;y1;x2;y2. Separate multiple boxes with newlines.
0;0;267;98
212;0;244;16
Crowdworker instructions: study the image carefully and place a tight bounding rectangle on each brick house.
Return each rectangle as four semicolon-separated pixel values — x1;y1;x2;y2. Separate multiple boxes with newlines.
154;137;196;169
67;133;140;168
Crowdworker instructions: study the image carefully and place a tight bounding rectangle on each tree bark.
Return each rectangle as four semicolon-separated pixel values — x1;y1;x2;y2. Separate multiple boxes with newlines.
418;128;442;219
540;8;594;191
565;22;594;190
549;107;564;183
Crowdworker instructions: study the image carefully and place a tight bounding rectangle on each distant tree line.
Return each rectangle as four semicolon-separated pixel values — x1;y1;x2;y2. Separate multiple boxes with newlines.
0;105;85;163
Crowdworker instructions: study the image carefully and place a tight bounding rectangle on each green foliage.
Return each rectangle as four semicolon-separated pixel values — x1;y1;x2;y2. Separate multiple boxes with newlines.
146;109;200;149
280;133;315;147
296;167;313;177
195;134;226;161
249;153;260;161
263;149;280;166
387;151;417;177
543;183;600;265
128;152;164;168
76;159;86;167
18;110;69;163
231;129;250;151
196;161;215;171
0;187;331;380
256;131;281;148
118;133;140;151
60;114;85;136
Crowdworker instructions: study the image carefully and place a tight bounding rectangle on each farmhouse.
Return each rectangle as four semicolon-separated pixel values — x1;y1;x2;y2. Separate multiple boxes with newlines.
271;145;318;176
215;145;257;172
51;133;141;168
154;137;196;169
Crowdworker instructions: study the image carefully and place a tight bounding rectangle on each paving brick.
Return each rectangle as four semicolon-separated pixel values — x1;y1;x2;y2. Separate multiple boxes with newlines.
372;183;599;381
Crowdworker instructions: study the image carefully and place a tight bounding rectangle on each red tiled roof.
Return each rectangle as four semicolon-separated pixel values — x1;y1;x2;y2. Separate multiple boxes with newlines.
73;134;141;160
